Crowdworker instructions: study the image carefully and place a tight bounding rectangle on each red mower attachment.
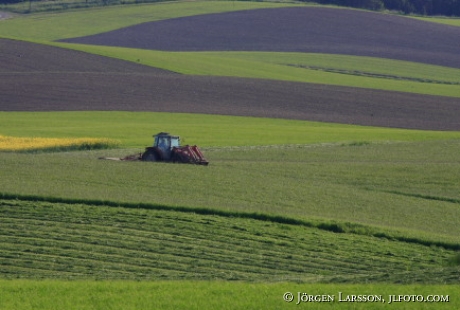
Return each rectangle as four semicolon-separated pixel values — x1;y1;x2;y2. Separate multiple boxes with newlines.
172;145;209;165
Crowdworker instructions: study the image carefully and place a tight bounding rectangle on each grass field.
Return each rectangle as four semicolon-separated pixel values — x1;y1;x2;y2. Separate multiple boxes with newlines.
0;1;459;308
3;198;458;281
1;114;459;245
0;280;457;309
2;112;460;147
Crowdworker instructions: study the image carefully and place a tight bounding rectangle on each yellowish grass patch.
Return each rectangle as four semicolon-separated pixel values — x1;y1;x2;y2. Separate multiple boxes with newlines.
0;135;120;152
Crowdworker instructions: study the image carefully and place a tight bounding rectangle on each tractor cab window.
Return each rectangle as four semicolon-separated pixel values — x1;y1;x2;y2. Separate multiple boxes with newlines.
171;137;180;148
155;136;170;150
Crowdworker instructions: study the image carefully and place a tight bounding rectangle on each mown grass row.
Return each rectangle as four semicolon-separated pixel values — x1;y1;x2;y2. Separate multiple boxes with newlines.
1;198;458;283
2;190;460;252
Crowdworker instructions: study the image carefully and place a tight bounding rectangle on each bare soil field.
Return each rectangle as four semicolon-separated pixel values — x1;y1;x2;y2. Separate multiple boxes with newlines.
61;7;460;69
1;38;459;130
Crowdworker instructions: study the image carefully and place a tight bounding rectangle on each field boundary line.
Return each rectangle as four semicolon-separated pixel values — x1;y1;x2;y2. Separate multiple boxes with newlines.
381;190;460;204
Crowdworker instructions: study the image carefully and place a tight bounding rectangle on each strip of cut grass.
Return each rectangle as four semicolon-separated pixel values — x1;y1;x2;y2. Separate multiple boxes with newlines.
1;112;460;148
0;280;458;310
0;199;458;283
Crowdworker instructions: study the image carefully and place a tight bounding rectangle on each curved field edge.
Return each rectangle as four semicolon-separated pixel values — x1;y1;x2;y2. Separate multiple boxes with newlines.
1;1;459;97
1;194;459;251
0;198;459;284
51;43;460;98
0;1;305;41
2;111;460;148
412;15;460;27
0;1;458;42
0;282;458;310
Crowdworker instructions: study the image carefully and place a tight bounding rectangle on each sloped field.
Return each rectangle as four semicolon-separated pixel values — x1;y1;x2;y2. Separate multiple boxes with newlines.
1;198;458;283
0;1;460;296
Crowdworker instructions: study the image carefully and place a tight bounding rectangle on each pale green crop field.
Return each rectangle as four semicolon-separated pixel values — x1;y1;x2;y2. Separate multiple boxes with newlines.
54;43;460;97
412;15;460;27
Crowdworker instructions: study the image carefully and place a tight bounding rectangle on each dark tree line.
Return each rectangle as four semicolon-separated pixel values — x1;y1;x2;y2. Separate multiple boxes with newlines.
306;0;460;16
1;0;459;16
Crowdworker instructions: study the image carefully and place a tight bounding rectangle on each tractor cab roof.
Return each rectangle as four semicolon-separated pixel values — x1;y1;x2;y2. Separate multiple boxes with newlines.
153;132;180;139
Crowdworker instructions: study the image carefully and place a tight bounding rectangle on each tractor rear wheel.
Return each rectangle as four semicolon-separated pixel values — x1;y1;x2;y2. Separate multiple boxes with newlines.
141;148;158;161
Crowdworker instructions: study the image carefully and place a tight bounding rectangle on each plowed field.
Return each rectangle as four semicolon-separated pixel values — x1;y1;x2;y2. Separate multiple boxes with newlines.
1;38;459;130
1;7;460;130
61;7;460;68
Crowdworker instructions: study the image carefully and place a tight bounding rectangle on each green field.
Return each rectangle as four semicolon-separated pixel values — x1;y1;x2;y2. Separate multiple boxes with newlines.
1;111;459;307
2;125;460;244
2;111;460;147
0;280;457;310
1;1;460;309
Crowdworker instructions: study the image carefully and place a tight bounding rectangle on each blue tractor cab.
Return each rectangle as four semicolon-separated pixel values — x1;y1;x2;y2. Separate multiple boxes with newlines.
142;132;180;161
153;132;180;159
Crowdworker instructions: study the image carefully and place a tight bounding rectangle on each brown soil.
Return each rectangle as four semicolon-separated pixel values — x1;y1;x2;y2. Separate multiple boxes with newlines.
61;7;460;68
1;34;459;131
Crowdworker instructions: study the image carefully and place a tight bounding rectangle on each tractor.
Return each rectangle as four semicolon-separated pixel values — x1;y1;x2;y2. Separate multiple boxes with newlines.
100;132;209;165
140;132;208;165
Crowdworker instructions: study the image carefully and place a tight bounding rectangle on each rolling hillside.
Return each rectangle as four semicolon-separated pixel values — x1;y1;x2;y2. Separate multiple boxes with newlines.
1;36;459;129
0;2;459;306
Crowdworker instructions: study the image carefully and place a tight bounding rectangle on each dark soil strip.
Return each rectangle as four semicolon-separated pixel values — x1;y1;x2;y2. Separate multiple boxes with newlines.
0;38;174;75
1;38;459;130
60;7;460;68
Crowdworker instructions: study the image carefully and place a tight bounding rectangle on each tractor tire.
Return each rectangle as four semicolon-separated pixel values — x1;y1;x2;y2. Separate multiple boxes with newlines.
141;148;158;162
